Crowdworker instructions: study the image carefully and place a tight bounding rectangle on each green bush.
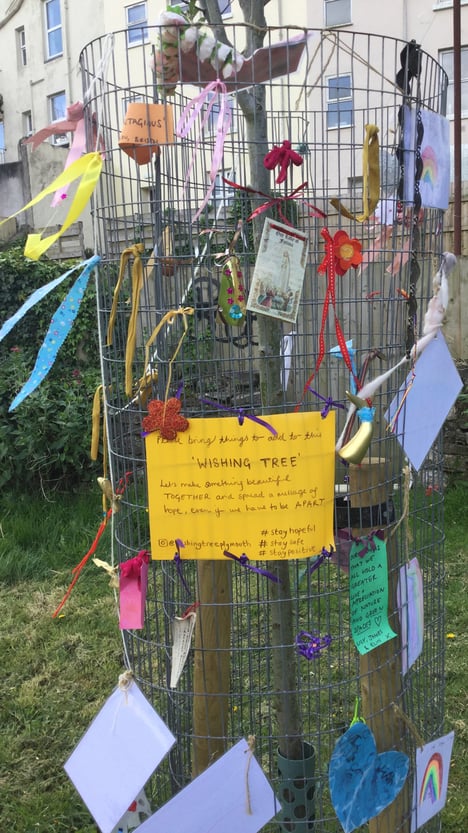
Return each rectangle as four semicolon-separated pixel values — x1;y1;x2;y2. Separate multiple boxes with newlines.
0;244;101;492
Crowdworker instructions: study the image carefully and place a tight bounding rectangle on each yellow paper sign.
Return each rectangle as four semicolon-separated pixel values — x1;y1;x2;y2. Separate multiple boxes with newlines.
145;411;335;560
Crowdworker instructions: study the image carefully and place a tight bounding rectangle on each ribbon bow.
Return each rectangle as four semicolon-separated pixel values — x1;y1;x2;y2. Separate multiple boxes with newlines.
296;630;332;660
176;79;232;222
223;177;326;227
200;397;277;436
223;551;281;583
263;140;303;184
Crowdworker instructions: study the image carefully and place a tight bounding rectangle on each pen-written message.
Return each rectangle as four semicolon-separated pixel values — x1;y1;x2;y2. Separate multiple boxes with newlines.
145;411;335;560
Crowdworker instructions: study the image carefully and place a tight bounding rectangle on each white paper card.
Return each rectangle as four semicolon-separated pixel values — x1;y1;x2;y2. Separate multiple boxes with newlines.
410;732;455;832
170;612;197;688
135;739;280;833
64;681;176;833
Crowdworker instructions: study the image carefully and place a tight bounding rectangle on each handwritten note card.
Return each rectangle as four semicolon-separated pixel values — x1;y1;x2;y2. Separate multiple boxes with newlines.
145;411;335;560
349;536;397;655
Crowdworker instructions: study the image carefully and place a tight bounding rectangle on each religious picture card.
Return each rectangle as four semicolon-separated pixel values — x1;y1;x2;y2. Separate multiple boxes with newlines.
64;679;176;833
246;218;308;323
410;731;455;832
133;738;280;833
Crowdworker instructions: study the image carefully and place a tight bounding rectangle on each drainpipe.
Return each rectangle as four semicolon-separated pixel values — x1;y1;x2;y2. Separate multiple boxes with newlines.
453;0;462;256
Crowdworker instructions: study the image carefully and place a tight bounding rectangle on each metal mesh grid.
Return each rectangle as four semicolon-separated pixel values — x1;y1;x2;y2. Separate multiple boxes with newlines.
80;26;447;832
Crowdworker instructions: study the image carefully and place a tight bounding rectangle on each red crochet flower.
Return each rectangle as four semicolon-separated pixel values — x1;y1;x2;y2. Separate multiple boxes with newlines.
142;397;189;440
319;230;363;276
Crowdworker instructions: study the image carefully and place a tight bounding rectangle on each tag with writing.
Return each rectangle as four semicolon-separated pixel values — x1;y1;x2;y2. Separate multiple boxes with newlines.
170;611;197;688
349;536;397;654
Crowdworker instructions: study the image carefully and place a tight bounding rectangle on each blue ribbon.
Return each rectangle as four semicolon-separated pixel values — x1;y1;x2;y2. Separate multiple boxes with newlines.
5;255;100;411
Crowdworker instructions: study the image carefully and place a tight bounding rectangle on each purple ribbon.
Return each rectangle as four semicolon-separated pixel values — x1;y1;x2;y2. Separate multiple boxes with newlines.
308;388;346;419
308;546;334;576
200;398;277;436
174;539;191;596
223;550;281;583
296;630;332;659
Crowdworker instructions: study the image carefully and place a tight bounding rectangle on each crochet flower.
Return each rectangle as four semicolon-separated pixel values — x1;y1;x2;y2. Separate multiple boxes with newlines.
319;230;363;276
142;397;189;440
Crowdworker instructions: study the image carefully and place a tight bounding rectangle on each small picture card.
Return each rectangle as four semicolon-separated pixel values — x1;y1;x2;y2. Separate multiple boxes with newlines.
64;679;176;833
246;218;308;323
410;732;455;832
397;557;424;674
133;738;280;833
402;107;450;210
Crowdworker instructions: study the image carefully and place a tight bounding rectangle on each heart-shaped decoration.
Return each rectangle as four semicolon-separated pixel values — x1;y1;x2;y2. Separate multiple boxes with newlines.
329;722;409;833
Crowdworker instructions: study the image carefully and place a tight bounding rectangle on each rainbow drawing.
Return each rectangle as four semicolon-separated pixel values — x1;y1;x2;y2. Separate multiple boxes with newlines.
421;145;438;188
419;752;443;805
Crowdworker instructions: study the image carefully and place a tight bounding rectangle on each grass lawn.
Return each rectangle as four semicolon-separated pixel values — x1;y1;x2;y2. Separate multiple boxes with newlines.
0;483;467;832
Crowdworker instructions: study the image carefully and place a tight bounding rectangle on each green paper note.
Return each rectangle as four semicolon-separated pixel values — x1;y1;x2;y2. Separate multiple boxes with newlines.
349;536;397;655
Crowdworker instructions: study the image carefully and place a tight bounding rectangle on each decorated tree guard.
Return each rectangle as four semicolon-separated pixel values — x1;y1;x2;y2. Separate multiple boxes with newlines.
80;20;452;833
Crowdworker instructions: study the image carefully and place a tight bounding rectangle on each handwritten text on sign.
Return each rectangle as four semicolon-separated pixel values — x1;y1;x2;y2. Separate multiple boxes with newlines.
145;412;335;560
349;536;397;655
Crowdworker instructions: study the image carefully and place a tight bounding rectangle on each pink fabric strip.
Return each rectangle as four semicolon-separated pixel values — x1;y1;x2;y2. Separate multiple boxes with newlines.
176;80;232;222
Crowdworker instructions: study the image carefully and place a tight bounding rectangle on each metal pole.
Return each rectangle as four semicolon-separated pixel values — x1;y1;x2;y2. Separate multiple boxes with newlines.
453;0;462;255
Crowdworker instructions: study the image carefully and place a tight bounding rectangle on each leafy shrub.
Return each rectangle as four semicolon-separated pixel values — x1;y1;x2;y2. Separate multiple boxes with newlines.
0;244;101;492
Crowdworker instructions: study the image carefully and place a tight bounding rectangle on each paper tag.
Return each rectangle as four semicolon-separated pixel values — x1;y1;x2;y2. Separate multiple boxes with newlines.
397;557;424;674
170;612;197;688
247;218;308;324
349;536;397;655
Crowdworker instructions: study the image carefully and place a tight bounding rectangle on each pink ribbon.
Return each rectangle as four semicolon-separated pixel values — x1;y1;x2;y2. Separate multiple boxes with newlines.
120;550;150;587
24;101;103;206
176;80;232;222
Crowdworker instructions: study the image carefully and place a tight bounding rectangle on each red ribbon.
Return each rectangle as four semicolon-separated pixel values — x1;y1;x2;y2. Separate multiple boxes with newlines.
120;550;150;585
296;228;360;411
222;177;326;227
263;140;304;184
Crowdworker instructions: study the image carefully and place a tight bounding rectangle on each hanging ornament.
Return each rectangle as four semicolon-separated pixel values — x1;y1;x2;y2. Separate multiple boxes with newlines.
217;256;247;327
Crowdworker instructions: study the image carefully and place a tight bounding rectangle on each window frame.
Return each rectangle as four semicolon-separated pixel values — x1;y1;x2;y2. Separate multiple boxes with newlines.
23;111;33;137
16;26;27;67
44;0;63;60
324;0;352;27
326;74;353;129
126;2;149;47
439;46;468;118
48;91;68;146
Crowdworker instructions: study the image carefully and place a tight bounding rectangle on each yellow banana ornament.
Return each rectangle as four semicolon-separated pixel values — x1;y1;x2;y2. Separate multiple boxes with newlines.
338;392;375;465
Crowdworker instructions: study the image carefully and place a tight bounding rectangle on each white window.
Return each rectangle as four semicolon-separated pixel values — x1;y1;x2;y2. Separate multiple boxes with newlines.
211;170;236;210
23;111;33;137
439;47;468;117
17;27;27;66
327;75;353;128
126;2;148;46
207;94;233;133
324;0;351;27
48;91;68;145
44;0;63;58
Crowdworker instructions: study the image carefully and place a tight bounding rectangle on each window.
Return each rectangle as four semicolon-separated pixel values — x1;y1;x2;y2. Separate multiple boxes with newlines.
44;0;63;58
207;94;233;133
0;122;5;163
23;111;33;137
439;47;468;117
16;27;27;66
324;0;351;27
327;75;353;128
126;3;148;46
48;91;68;145
211;170;236;211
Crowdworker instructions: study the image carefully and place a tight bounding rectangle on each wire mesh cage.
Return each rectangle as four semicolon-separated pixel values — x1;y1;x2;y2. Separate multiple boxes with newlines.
80;23;449;833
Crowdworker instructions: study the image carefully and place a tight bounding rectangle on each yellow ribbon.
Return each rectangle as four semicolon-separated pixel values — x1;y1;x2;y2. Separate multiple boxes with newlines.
330;124;380;223
137;307;194;402
106;243;145;398
0;152;103;260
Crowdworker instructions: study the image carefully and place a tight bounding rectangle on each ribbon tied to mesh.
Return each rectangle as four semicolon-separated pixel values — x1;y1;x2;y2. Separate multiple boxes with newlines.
200;397;277;436
330;124;380;222
0;152;103;260
296;227;362;410
120;550;150;587
263;139;304;184
176;79;232;222
223;550;280;583
0;255;100;411
23;101;104;205
106;243;146;398
223;177;326;227
296;630;332;659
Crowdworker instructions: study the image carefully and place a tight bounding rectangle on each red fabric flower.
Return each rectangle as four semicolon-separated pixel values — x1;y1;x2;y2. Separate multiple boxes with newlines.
263;140;304;184
142;397;189;440
318;230;363;276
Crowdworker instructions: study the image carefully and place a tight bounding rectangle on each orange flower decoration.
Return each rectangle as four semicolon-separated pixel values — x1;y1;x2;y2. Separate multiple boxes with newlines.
319;230;363;276
142;397;189;440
